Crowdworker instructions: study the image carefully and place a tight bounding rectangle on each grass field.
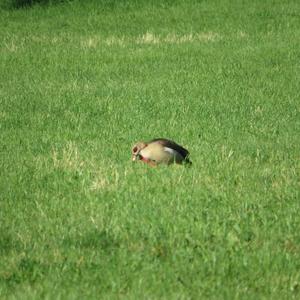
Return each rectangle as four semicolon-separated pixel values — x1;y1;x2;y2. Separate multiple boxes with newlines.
0;0;300;298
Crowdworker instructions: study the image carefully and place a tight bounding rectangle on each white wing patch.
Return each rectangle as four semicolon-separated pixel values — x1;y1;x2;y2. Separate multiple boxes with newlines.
164;147;177;156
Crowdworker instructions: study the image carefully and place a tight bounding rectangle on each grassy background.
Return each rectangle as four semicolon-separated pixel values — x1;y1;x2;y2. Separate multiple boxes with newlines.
0;0;300;298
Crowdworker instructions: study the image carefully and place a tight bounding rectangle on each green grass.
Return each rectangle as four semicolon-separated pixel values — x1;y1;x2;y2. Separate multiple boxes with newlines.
0;0;300;298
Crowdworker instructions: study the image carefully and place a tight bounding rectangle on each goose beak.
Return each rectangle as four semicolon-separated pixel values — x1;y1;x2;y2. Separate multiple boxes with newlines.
132;153;142;162
132;154;139;161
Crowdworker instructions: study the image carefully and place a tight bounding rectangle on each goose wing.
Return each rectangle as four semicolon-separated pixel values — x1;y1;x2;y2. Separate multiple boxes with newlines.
149;138;189;159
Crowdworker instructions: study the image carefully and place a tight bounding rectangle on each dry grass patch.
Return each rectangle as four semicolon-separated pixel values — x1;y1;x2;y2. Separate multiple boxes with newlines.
2;40;23;53
80;31;221;49
51;142;84;172
90;167;120;191
137;31;221;44
164;32;220;43
137;32;161;44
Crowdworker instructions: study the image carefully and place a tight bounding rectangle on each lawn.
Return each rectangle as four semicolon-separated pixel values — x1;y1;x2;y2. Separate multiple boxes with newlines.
0;0;300;298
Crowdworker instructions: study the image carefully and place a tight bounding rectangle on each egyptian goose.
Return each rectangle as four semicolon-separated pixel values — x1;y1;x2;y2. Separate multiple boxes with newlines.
132;138;191;166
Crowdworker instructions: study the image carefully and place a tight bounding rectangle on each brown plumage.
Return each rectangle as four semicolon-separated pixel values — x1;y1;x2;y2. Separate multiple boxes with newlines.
132;138;191;166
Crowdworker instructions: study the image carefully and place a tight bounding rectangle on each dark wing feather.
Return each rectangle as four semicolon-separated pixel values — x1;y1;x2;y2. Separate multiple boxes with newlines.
148;138;190;159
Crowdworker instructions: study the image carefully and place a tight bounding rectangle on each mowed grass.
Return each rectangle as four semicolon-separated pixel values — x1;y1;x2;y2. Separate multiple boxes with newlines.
0;0;300;298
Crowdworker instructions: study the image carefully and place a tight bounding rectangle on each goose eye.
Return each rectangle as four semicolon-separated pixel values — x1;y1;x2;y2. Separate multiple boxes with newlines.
133;146;138;153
